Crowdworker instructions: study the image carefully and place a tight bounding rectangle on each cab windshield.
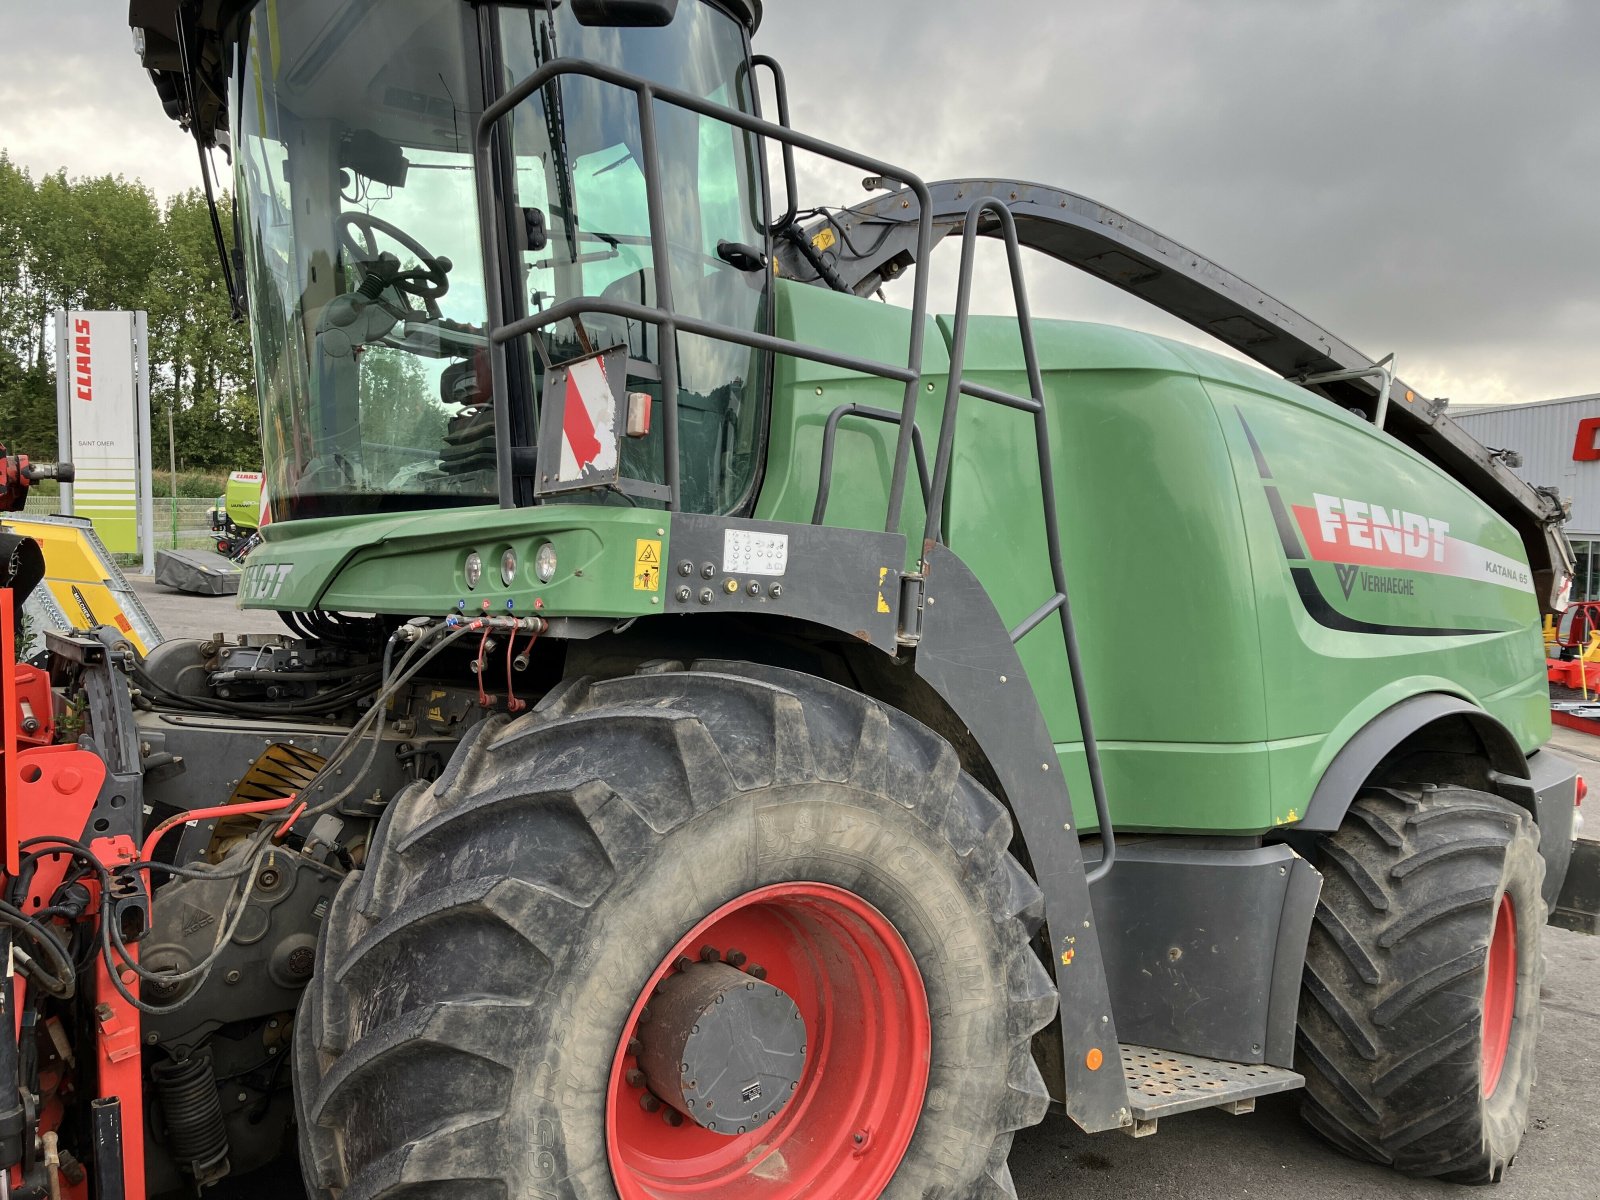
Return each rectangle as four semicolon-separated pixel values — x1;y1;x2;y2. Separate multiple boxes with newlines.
497;3;768;513
233;0;768;522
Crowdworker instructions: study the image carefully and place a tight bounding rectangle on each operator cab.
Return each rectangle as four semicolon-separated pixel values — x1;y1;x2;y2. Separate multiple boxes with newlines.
231;0;767;520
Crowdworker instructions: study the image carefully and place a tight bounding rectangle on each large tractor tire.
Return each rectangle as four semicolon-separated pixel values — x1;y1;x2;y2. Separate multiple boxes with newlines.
1297;786;1545;1184
294;661;1056;1199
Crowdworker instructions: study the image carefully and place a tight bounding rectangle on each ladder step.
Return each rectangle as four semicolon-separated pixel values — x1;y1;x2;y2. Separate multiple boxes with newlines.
1120;1044;1304;1130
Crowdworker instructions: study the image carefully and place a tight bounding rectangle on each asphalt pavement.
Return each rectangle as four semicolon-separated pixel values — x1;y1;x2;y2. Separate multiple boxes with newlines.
129;572;285;642
126;578;1599;1199
1010;924;1599;1198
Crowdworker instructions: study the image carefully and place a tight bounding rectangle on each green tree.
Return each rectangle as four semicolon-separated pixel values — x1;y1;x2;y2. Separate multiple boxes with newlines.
147;190;257;470
0;152;259;472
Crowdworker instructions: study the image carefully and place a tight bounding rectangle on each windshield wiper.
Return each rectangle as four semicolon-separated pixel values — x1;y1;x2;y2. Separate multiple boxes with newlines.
529;11;580;262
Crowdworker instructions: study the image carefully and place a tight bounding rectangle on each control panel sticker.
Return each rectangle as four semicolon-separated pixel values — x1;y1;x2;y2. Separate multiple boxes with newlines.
723;530;789;577
634;539;662;591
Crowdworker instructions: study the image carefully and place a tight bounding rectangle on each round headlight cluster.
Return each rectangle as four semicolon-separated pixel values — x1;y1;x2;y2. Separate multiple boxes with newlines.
534;541;558;584
465;543;553;591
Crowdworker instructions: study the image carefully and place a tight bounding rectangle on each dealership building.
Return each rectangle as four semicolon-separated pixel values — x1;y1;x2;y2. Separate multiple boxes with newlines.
1454;393;1600;601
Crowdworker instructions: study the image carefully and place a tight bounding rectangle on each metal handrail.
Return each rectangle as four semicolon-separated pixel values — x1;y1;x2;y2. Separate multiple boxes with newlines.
751;54;798;236
812;405;931;525
473;65;1116;878
473;57;935;522
925;198;1118;884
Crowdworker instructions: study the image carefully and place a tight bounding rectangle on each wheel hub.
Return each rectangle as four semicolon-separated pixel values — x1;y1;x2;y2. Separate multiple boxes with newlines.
635;961;807;1134
607;883;931;1200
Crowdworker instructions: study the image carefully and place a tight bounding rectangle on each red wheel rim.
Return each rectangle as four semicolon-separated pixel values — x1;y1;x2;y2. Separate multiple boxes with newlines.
606;882;931;1199
1482;894;1517;1098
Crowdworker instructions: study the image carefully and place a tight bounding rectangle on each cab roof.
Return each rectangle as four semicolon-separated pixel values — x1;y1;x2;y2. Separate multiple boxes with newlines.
128;0;762;148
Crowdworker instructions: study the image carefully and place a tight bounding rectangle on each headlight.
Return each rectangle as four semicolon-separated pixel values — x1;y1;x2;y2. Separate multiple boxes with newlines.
500;548;518;587
534;541;558;584
464;550;483;590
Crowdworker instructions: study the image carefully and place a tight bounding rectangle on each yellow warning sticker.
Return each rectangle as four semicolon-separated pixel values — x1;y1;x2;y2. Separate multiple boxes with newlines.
634;538;662;592
811;226;838;253
877;567;892;614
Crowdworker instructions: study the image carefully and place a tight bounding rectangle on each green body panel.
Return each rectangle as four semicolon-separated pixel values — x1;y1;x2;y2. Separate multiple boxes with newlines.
754;280;950;569
760;289;1547;836
937;317;1276;833
242;506;669;618
249;278;1549;838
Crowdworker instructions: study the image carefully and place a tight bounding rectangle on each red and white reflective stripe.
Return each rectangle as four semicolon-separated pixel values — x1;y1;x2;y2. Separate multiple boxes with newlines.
559;356;618;481
258;479;272;528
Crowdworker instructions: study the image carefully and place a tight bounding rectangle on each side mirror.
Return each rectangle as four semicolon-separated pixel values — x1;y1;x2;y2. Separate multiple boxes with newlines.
572;0;678;27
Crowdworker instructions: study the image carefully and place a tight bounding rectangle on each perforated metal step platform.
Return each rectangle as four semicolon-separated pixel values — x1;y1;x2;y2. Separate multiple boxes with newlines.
1120;1045;1304;1136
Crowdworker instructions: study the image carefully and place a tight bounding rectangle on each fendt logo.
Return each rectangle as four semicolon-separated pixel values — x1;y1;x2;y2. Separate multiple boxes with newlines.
1290;490;1530;594
1309;494;1450;564
242;562;295;601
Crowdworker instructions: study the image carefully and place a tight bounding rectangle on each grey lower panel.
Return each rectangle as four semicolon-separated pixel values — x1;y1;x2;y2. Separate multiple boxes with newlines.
1088;840;1321;1068
1552;837;1600;935
1527;747;1579;913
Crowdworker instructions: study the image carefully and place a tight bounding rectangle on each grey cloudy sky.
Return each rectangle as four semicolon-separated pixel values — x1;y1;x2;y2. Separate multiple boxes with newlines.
3;0;1595;406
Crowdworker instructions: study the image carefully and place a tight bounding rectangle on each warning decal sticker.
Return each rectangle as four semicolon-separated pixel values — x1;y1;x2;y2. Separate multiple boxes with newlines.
634;539;662;592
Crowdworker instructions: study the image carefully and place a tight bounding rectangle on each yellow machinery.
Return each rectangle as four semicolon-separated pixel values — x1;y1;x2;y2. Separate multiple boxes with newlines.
0;513;163;656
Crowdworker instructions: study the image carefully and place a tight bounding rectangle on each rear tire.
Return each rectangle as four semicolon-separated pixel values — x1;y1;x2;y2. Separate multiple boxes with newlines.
1297;785;1545;1183
295;661;1056;1199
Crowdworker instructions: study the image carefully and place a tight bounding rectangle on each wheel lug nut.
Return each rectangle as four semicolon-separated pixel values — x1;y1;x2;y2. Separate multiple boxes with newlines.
662;1108;684;1127
747;963;768;980
640;1093;661;1113
674;955;695;973
726;949;747;968
699;945;721;962
627;1037;642;1056
626;1068;646;1088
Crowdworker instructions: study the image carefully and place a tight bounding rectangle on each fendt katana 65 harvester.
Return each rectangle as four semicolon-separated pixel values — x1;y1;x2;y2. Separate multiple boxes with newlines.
0;1;1594;1196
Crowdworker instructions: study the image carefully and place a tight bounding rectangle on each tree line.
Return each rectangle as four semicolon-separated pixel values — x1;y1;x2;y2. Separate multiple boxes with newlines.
0;151;259;470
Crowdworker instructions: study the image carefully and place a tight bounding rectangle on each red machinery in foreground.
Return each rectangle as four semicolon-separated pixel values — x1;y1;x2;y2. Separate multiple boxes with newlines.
3;452;143;1197
3;566;302;1199
1547;601;1600;690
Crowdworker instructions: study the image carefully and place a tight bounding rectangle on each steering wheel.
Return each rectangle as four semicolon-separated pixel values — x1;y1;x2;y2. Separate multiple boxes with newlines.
337;212;453;317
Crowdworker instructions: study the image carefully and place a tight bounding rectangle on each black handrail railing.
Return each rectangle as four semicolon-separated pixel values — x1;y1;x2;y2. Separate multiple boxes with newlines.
473;63;1118;882
751;54;798;236
473;57;934;521
923;198;1118;885
812;404;931;525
